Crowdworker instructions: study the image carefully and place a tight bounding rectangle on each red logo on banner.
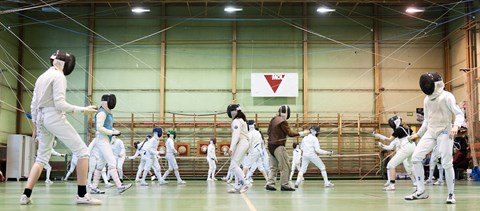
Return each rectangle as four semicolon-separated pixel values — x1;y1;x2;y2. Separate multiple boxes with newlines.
264;74;285;93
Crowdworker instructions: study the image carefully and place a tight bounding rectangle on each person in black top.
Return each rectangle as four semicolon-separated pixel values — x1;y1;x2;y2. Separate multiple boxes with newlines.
373;115;416;191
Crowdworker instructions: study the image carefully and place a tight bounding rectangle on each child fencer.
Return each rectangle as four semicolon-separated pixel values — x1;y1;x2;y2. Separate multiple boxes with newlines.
161;130;187;184
373;115;416;191
140;128;166;185
22;50;100;205
289;142;302;181
295;126;334;188
425;148;444;185
242;120;269;182
405;72;464;204
226;104;252;193
110;136;126;182
44;140;66;183
63;154;78;181
207;137;218;181
89;94;132;194
128;136;150;182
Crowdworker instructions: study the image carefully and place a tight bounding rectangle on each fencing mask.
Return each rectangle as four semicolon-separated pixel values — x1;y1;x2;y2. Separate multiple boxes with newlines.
101;94;116;110
278;105;290;120
419;72;442;95
227;104;241;119
388;115;401;130
309;126;320;136
50;50;76;75
247;120;256;131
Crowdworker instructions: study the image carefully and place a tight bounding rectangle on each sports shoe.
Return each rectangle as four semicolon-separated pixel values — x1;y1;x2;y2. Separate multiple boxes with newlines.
227;188;240;193
76;193;102;205
177;180;187;184
118;183;132;194
433;180;444;185
90;187;105;194
20;194;31;205
207;178;213;181
424;179;433;184
384;181;390;187
221;176;228;181
212;177;218;181
141;182;149;186
135;179;141;183
324;182;334;188
404;190;429;200
281;185;295;191
45;180;53;184
240;181;252;193
294;183;299;188
384;184;395;191
446;193;456;204
158;180;168;185
105;182;114;188
265;184;277;191
226;179;232;184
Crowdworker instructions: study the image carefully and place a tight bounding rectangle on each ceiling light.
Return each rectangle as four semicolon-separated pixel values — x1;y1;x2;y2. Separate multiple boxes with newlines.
132;7;150;14
316;7;335;13
224;6;243;13
406;7;424;14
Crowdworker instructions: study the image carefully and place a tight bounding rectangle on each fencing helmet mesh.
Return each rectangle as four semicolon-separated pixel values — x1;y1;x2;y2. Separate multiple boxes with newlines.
227;104;241;119
101;94;116;110
247;120;256;131
50;50;76;75
209;137;217;144
278;105;291;120
419;72;442;95
388;115;401;130
309;126;320;136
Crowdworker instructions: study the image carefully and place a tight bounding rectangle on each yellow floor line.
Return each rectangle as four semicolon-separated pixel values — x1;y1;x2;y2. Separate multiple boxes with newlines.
241;192;257;211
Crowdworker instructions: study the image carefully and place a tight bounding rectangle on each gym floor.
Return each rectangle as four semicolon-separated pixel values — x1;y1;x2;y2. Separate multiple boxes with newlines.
0;179;479;211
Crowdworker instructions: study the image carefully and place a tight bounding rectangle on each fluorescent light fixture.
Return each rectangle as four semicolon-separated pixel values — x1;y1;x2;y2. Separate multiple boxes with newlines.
224;6;243;13
406;7;424;14
316;7;335;13
132;7;150;14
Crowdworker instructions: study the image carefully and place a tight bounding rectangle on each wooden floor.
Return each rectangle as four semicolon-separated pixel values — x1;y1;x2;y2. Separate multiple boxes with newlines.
1;179;479;211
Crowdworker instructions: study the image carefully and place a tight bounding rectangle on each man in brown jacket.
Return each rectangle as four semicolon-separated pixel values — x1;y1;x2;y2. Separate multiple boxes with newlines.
265;105;308;191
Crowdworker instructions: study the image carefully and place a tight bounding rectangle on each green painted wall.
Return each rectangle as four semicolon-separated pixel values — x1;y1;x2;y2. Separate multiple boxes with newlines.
0;13;19;144
0;3;476;144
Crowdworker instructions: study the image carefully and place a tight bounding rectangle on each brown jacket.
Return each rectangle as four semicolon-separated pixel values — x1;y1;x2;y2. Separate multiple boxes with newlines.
267;116;299;154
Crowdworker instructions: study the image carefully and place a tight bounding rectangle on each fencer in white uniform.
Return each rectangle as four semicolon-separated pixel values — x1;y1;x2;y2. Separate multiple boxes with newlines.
110;136;126;182
90;94;132;194
289;142;302;181
141;128;166;186
242;120;269;182
22;50;100;205
63;154;78;181
44;141;66;184
295;126;334;188
373;115;416;191
128;136;150;182
207;137;218;181
161;130;186;184
404;72;464;204
226;104;252;193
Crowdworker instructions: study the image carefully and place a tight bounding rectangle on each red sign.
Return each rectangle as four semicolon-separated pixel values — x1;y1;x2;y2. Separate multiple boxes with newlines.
264;74;285;93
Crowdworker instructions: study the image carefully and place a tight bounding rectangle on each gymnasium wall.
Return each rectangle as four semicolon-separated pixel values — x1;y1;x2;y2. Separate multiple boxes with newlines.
0;3;478;145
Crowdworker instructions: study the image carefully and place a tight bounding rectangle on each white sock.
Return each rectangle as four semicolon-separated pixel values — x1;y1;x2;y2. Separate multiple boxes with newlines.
109;168;123;187
413;162;425;193
174;170;182;181
162;169;172;181
207;169;212;179
386;167;391;182
444;167;455;194
92;169;102;188
438;164;444;180
321;170;329;184
135;169;142;180
141;170;149;183
295;171;304;185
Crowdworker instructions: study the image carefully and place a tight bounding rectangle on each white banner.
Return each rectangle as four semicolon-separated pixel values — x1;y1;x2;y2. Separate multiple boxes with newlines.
251;73;298;97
